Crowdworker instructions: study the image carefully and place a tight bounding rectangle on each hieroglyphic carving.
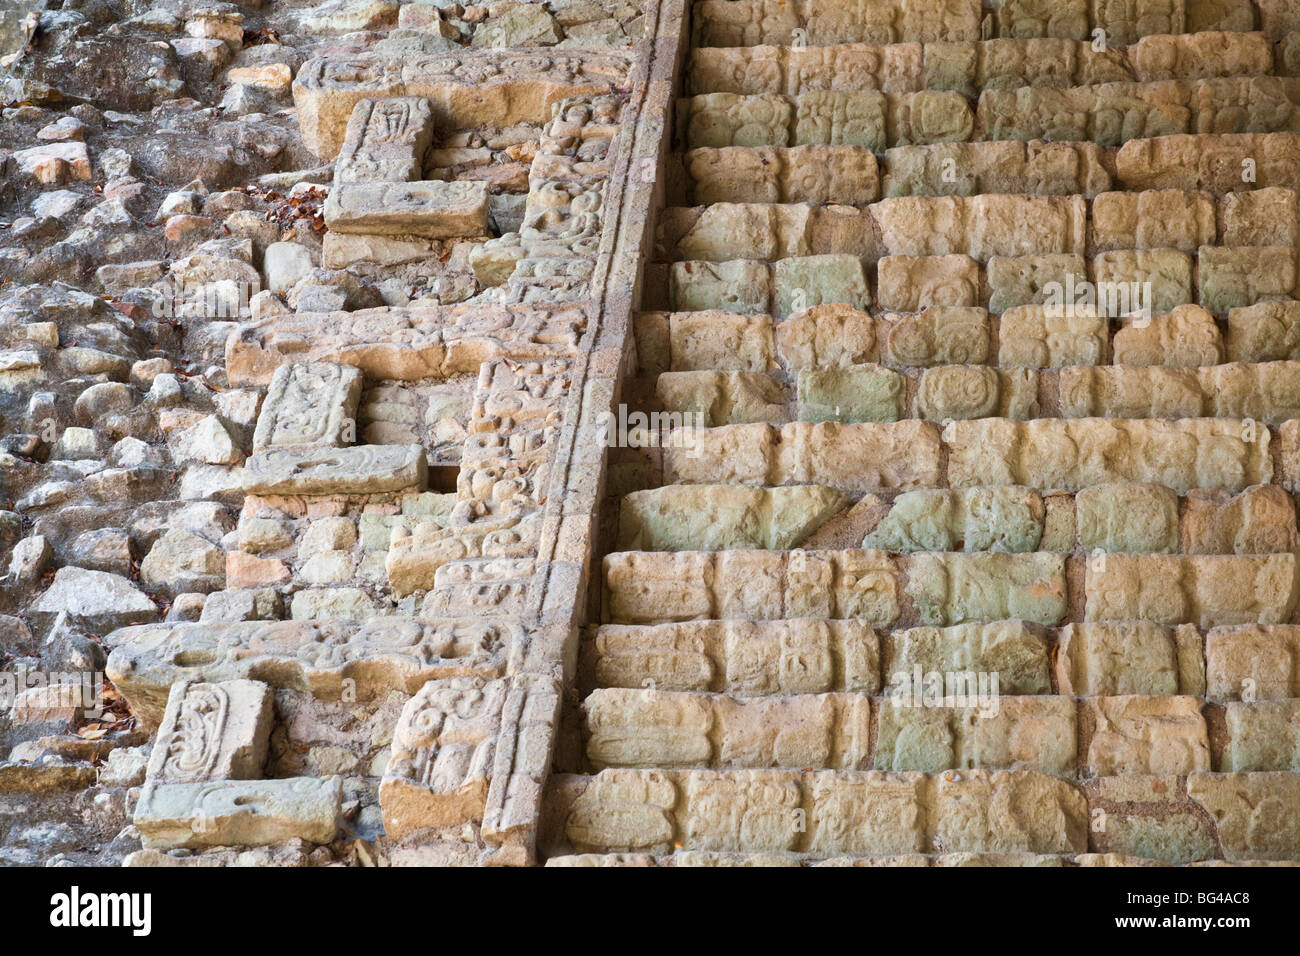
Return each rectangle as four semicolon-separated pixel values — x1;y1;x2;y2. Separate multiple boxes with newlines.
335;97;436;183
293;50;633;157
252;362;364;450
105;618;519;726
146;679;274;783
472;95;624;302
380;676;509;837
226;305;587;387
388;358;568;597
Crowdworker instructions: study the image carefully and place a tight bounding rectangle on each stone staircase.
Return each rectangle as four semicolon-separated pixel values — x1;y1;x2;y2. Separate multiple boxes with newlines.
541;0;1300;865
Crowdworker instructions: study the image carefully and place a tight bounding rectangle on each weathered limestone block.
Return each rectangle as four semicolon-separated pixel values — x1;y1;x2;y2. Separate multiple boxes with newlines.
1207;361;1300;422
252;362;363;451
1129;31;1275;82
685;145;880;204
872;195;1087;260
797;365;906;422
1112;304;1223;366
886;622;1052;695
883;90;975;145
1226;301;1300;361
1219;187;1300;247
418;557;540;620
225;305;586;386
1040;494;1078;552
293;51;631;157
1259;0;1300;39
688;44;924;97
932;770;1087;854
882;141;1111;198
1085;554;1300;627
591;619;882;696
1223;700;1300;771
1115;132;1300;192
617;485;848;551
680;92;795;148
106;619;513;726
878;257;980;315
242;443;426;495
883;306;990;365
875;696;1075;774
662;205;880;262
1188;772;1300;860
562;769;899;856
1205;625;1300;700
1090;189;1216;252
334;97;435;183
1075;481;1179;552
583;689;872;770
665;421;944;493
1280;419;1300;492
480;673;561;851
943;418;1271;493
562;768;680;854
386;521;541;598
1183;485;1300;554
987;254;1088;314
997;305;1108;368
680;769;800;853
657;371;787;426
691;0;801;47
1055;621;1203;695
905;552;1067;625
670;260;771;314
1085;775;1220;863
1084;696;1210;776
379;676;506;838
1198;245;1298;313
982;78;1300;148
666;311;776;372
561;767;1082;857
747;771;898;855
603;550;901;624
788;42;924;93
773;255;871;318
135;777;342;850
993;0;1090;39
1093;248;1194;312
664;204;797;260
1057;366;1205;419
916;366;1038;420
926;37;1023;92
863;486;1045;553
146;679;273;783
776;304;876;370
978;83;1181;146
324;180;490;238
808;0;982;44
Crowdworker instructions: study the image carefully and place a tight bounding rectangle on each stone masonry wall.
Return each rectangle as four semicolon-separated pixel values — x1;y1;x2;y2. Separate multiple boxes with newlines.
0;0;1299;867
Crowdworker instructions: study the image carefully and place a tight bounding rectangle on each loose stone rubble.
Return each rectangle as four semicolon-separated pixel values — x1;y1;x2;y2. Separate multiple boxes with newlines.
2;0;1300;869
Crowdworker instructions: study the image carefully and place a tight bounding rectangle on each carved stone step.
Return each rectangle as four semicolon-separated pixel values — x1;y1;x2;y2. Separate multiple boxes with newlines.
585;618;1213;698
655;417;1271;495
618;482;1299;556
689;0;1270;48
687;33;1284;98
554;767;1087;857
546;768;1300;862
